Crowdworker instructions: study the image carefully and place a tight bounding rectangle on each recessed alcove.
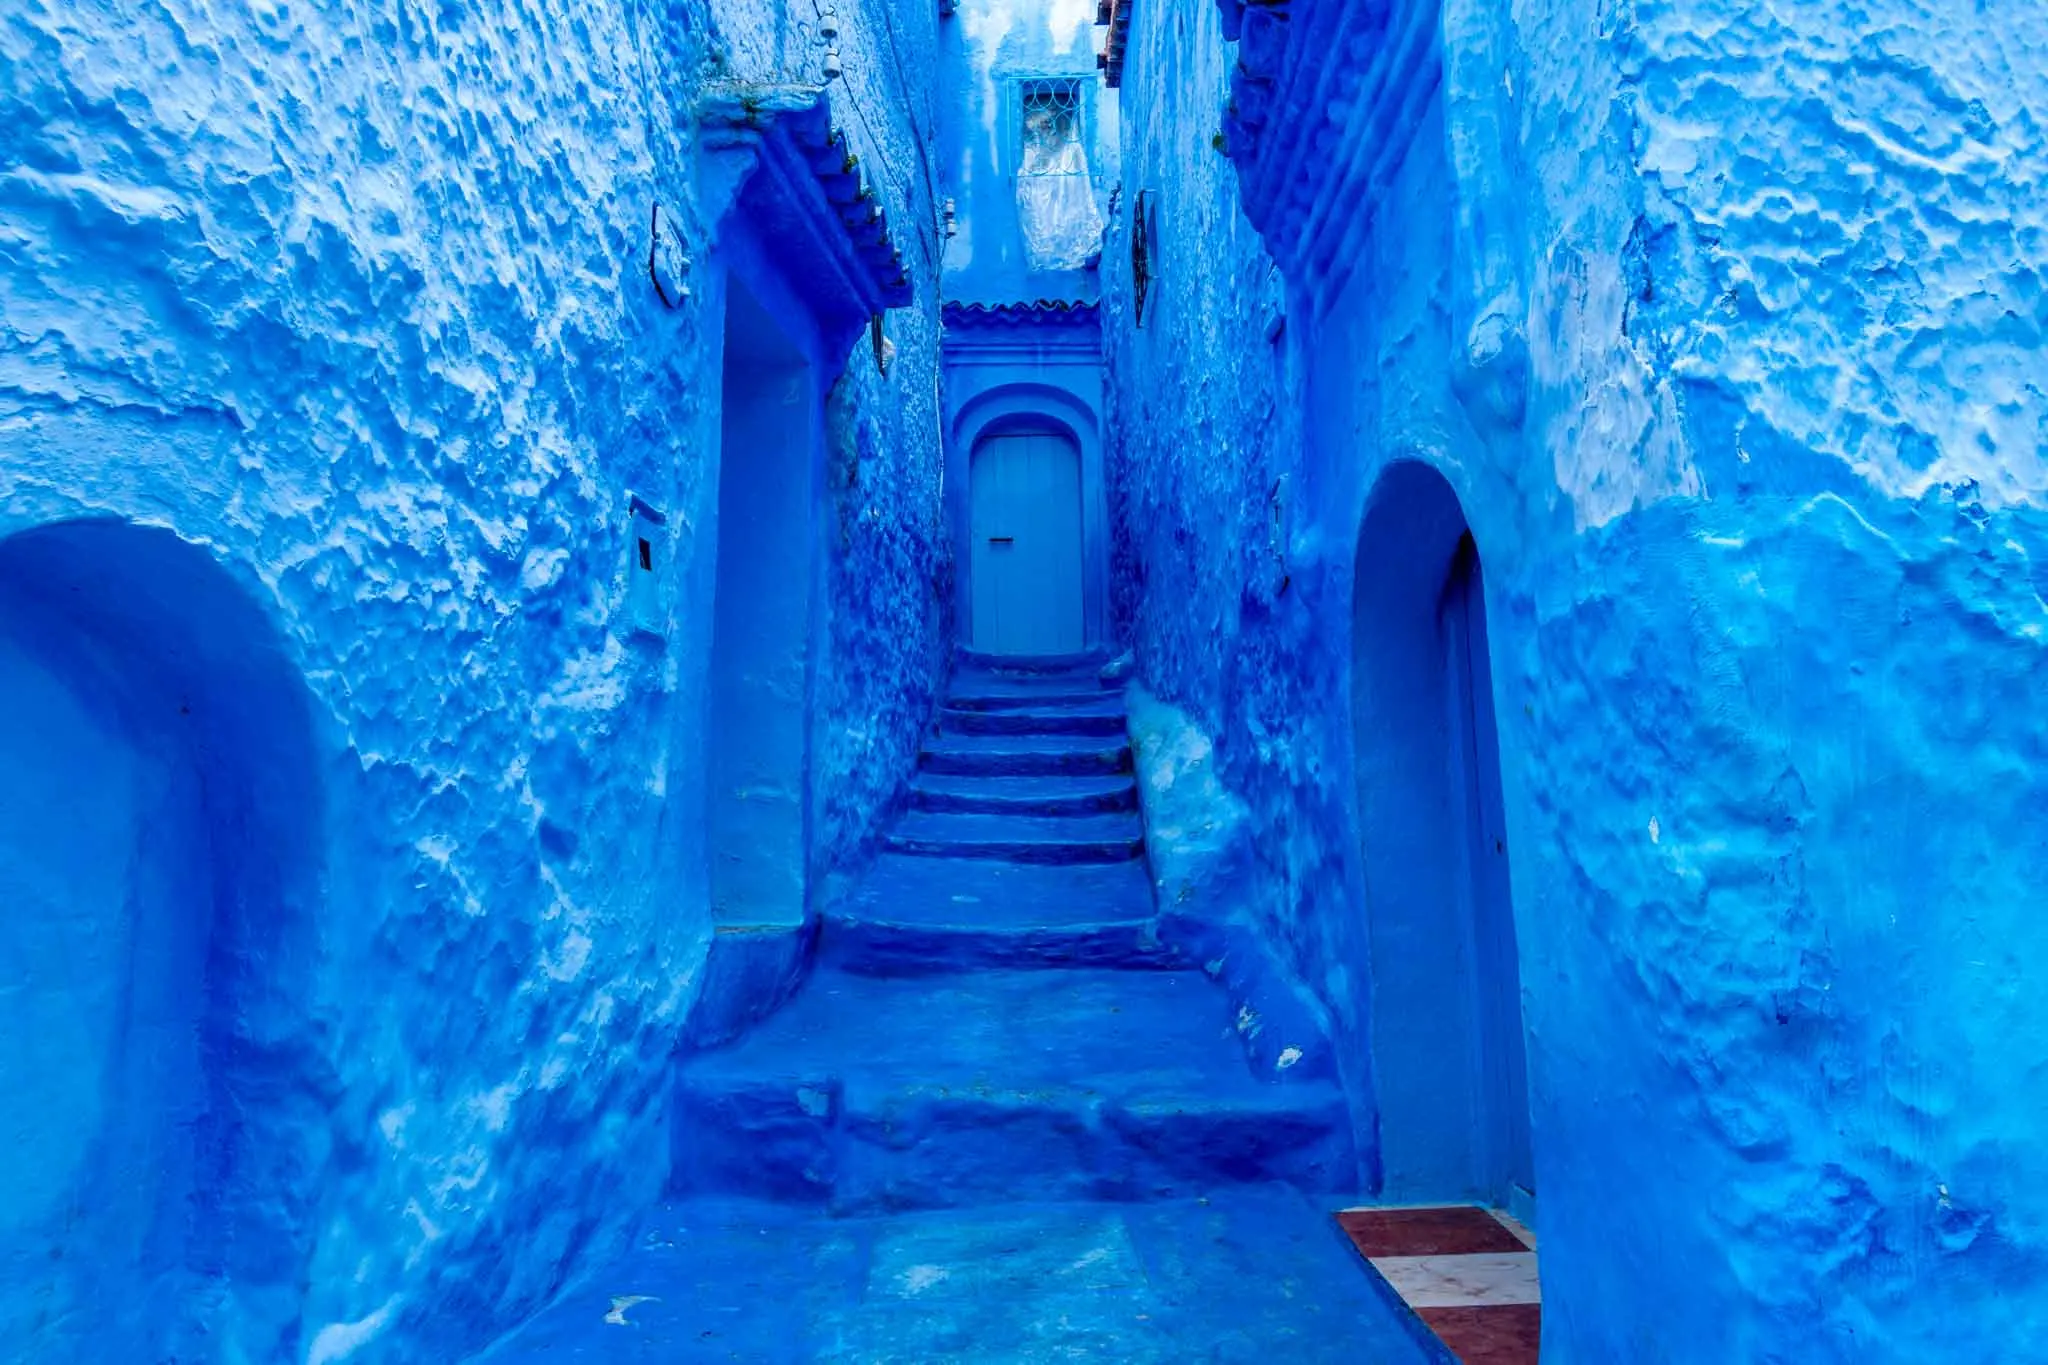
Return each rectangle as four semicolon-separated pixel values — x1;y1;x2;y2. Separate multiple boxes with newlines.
0;519;322;1358
707;272;819;932
1351;463;1533;1215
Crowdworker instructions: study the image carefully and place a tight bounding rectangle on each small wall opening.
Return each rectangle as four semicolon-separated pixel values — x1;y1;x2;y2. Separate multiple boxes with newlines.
0;519;322;1360
708;271;818;928
1352;462;1533;1215
969;425;1085;655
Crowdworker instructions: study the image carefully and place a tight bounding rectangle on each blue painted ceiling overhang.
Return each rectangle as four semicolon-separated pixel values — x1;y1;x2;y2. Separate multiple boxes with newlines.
698;82;916;354
1215;0;1442;307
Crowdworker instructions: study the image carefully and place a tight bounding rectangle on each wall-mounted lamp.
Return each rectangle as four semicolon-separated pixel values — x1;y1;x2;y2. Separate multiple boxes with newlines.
820;3;843;81
940;196;958;239
649;203;691;307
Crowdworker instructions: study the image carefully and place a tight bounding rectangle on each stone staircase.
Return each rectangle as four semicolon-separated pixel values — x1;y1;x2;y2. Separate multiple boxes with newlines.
670;650;1355;1214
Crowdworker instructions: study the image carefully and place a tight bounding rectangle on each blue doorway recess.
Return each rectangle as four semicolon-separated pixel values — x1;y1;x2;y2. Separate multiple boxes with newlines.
1353;461;1535;1216
1445;531;1535;1214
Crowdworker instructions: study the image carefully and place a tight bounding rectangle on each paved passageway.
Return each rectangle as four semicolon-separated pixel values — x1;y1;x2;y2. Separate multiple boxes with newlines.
483;654;1445;1360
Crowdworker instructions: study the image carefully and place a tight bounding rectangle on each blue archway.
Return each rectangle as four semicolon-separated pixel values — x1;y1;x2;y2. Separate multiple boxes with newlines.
949;380;1109;651
0;519;325;1360
1351;462;1533;1213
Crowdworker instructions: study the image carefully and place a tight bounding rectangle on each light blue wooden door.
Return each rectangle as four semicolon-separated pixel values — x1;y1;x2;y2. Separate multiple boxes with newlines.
970;431;1084;654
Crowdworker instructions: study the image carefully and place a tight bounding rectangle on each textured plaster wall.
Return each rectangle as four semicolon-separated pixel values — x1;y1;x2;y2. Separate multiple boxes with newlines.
1510;2;2048;1358
1107;0;2048;1360
1100;0;1352;1111
939;0;1120;303
0;0;945;1359
816;315;951;863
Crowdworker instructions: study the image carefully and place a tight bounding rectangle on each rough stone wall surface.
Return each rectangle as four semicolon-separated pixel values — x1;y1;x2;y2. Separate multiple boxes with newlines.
1107;0;2048;1359
817;314;951;869
0;0;945;1359
816;0;956;841
1512;2;2048;1358
1100;0;1365;1119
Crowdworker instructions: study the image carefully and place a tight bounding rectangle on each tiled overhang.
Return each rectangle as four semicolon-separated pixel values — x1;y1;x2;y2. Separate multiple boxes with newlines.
697;83;914;348
941;300;1101;328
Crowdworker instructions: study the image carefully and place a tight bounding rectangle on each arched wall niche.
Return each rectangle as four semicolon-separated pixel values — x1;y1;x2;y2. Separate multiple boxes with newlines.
1349;460;1533;1214
0;518;326;1361
948;380;1109;651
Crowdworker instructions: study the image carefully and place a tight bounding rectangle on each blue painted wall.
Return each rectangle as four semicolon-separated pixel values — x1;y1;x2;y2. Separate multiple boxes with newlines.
1105;0;2048;1360
0;524;312;1362
943;304;1113;650
935;0;1119;655
939;0;1120;305
0;0;948;1358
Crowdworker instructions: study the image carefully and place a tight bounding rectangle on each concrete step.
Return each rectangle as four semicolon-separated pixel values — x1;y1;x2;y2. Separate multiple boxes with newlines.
671;966;1353;1212
822;855;1170;974
945;686;1116;713
911;772;1138;817
920;732;1132;778
955;647;1113;677
939;701;1127;737
883;810;1144;864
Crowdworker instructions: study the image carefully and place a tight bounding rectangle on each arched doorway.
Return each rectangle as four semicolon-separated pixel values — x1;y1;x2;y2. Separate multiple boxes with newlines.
1352;462;1533;1215
0;520;323;1360
969;426;1085;654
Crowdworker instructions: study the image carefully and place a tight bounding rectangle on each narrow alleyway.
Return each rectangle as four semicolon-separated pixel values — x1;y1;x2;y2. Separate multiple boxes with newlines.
7;0;2033;1358
477;653;1440;1360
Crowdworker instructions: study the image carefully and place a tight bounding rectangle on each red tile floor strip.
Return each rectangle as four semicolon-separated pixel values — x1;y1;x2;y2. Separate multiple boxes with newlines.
1335;1206;1527;1259
1419;1304;1543;1364
1336;1206;1541;1365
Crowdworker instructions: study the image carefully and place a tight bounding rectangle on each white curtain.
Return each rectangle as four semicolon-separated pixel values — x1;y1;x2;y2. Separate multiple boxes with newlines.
1016;97;1104;272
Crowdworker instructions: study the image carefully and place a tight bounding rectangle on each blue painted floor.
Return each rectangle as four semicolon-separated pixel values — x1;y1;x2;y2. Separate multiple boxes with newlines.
476;655;1443;1361
475;1189;1446;1362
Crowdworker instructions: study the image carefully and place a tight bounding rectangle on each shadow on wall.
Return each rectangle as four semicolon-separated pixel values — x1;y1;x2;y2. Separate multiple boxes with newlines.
709;270;818;934
681;251;830;1055
0;520;327;1361
1352;462;1534;1215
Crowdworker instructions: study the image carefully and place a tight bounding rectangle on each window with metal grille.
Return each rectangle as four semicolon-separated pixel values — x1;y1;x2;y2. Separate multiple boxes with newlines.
1019;80;1084;173
1014;77;1103;271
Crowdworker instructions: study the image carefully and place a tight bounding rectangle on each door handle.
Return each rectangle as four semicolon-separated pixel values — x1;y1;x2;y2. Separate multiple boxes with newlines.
987;536;1014;544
